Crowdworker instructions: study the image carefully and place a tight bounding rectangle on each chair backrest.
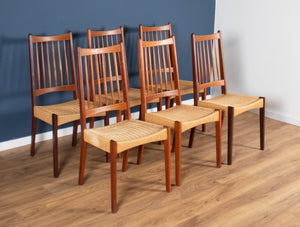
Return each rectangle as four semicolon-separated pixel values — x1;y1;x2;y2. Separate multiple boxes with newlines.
139;23;172;41
87;27;124;48
87;27;129;88
138;36;181;120
77;43;130;131
28;32;77;106
191;31;227;103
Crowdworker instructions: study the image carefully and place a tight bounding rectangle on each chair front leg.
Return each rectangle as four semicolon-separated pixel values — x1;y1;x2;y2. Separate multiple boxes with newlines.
52;114;59;177
78;140;87;185
260;97;265;150
164;128;171;192
215;110;222;168
31;116;37;156
72;120;79;146
110;140;118;213
174;121;182;186
227;107;234;165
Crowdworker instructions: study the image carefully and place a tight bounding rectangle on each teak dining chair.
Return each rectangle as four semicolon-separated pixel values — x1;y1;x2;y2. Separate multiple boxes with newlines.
138;36;222;186
28;32;105;177
139;23;201;107
77;43;171;213
190;31;265;165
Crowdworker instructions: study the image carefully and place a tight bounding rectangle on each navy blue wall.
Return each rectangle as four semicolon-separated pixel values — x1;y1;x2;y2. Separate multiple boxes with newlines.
0;0;215;142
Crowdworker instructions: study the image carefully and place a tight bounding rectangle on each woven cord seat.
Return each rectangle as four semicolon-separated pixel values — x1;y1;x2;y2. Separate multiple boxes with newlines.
145;104;219;132
191;31;265;165
84;119;167;153
34;99;106;126
198;93;264;117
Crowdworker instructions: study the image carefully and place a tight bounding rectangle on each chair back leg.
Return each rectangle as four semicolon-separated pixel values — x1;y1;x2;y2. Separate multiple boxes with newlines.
52;114;59;177
260;97;265;150
31;117;37;156
174;121;182;186
227;107;234;165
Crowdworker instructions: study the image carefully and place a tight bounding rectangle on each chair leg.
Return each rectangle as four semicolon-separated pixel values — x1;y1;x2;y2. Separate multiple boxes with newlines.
110;140;118;213
188;127;196;148
31;116;37;156
52;114;59;177
171;134;175;153
137;145;144;165
90;117;95;128
122;150;129;172
105;112;110;126
78;141;87;185
174;121;182;186
72;120;79;147
215;110;222;168
170;98;175;108
201;92;206;132
260;97;265;150
164;128;171;192
227;107;234;165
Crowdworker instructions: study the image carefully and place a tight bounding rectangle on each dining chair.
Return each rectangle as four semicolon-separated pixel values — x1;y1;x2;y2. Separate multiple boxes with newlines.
138;36;222;186
77;42;171;213
139;23;203;108
28;32;105;177
190;31;265;165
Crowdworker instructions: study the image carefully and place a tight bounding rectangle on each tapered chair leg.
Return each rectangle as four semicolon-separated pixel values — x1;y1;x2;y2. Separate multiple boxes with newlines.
31;116;37;156
122;150;129;172
260;97;265;150
89;117;95;129
174;121;182;186
164;128;171;192
78;141;87;185
215;110;222;168
52;114;59;177
72;120;79;146
110;140;117;213
188;127;196;148
137;145;144;165
227;107;234;165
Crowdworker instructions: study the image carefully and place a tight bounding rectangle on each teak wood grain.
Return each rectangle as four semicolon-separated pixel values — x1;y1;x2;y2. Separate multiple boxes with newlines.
0;113;299;225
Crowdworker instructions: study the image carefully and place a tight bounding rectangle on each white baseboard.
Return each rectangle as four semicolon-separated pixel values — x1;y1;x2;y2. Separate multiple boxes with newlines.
1;97;298;152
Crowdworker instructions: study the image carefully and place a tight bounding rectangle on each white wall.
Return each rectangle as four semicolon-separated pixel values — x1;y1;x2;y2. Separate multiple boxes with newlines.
215;0;300;126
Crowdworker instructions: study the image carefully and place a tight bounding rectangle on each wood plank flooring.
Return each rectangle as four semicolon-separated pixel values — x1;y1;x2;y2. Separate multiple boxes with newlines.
1;112;300;226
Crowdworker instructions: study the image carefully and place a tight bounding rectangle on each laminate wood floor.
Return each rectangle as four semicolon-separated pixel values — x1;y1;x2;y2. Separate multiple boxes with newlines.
1;112;300;226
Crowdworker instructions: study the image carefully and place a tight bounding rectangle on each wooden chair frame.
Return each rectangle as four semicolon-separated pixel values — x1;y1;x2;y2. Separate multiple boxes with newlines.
77;43;171;213
28;32;79;177
138;36;222;186
191;31;265;165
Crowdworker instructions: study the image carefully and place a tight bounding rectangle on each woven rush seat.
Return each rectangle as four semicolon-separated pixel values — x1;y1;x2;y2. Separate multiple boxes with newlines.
84;119;167;153
145;104;219;132
34;99;105;126
198;93;264;117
